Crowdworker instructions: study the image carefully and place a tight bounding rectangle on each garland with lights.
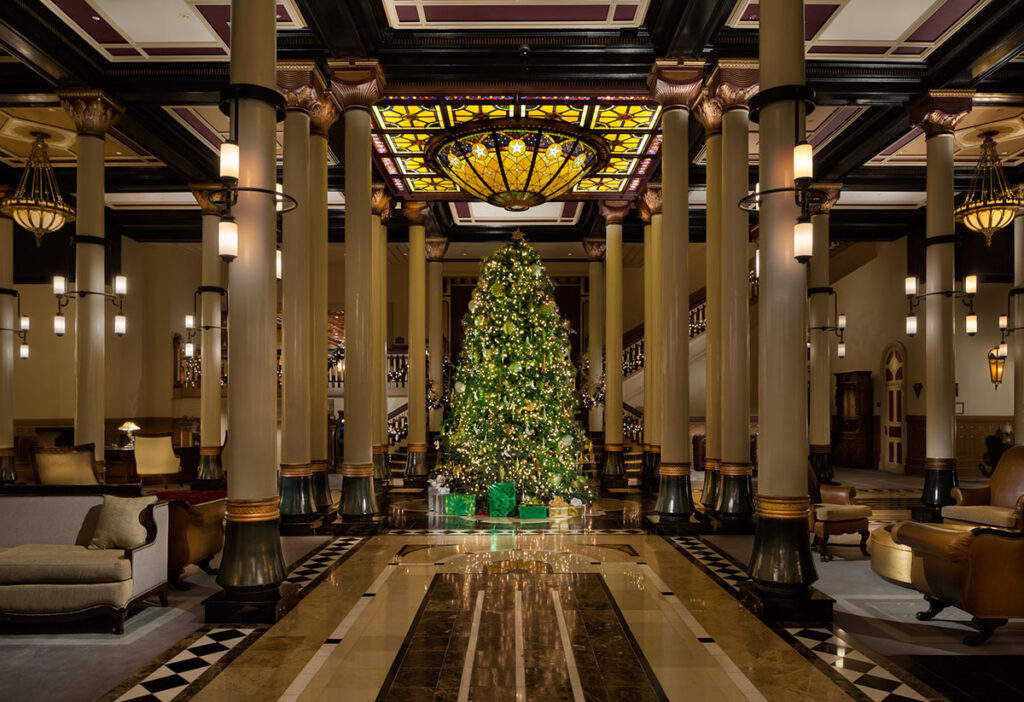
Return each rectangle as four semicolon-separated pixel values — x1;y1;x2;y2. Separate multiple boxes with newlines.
435;232;595;505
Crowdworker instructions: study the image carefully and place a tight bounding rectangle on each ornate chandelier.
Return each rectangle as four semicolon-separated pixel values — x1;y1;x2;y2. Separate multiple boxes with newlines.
0;132;75;246
954;132;1022;246
425;118;609;211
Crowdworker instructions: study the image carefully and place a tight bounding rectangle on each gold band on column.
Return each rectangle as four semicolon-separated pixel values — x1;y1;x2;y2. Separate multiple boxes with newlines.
342;463;374;477
310;459;328;473
649;445;661;454
200;446;221;456
925;457;958;471
641;443;650;452
407;444;427;453
226;497;281;523
809;444;831;455
704;457;720;471
280;463;312;477
660;462;691;476
604;444;623;452
372;445;387;455
719;462;752;476
755;495;811;520
0;448;12;457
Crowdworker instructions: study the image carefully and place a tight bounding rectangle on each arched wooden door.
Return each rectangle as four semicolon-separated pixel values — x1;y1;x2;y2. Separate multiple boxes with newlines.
882;345;906;472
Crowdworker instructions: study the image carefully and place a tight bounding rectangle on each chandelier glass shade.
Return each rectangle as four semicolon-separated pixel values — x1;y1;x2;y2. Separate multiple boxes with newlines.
0;133;75;246
954;133;1022;246
425;118;609;211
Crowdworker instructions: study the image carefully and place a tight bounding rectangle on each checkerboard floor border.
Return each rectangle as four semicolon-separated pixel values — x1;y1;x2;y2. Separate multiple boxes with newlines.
386;528;648;535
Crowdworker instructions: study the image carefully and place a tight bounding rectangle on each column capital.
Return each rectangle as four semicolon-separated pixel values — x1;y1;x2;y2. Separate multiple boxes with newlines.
909;90;973;139
583;237;606;261
56;89;124;137
403;200;430;226
710;59;759;111
329;59;385;111
309;92;341;136
190;183;228;216
425;237;449;261
641;182;662;216
693;91;722;136
371;184;393;223
277;61;327;114
647;59;705;110
599;200;631;226
809;182;842;215
637;198;651;224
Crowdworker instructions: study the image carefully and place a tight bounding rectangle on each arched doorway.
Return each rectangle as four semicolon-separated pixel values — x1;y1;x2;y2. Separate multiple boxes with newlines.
881;343;907;473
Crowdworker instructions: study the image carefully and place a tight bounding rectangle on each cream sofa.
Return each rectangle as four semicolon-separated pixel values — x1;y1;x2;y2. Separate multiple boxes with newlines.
0;494;168;633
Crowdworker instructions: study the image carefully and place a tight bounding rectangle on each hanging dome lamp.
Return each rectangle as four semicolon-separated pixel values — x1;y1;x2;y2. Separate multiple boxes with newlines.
0;132;76;246
954;131;1023;247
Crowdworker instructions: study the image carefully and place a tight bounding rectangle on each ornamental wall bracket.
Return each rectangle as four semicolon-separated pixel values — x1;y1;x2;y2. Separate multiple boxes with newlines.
329;59;386;111
809;182;842;216
56;89;124;137
372;183;393;223
189;183;230;216
647;59;705;110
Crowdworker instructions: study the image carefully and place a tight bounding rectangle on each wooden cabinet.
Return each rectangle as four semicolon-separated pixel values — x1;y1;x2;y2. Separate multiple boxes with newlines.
834;371;873;470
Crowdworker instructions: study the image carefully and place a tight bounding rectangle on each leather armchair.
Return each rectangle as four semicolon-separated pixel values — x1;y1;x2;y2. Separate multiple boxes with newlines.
808;467;871;561
943;445;1024;530
892;521;1024;645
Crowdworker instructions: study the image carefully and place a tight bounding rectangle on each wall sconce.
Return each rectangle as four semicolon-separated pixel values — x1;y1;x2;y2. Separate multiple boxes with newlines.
904;274;976;337
180;285;229;360
808;286;848;358
276;249;282;280
0;287;30;359
51;268;129;336
989;346;1006;388
996;285;1024;353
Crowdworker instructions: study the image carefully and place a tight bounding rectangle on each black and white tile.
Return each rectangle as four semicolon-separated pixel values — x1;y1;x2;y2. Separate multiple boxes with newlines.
669;536;750;592
387;528;648;535
285;536;363;588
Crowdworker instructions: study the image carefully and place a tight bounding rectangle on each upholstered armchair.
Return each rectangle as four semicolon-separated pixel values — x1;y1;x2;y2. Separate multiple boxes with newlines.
892;521;1024;645
133;433;182;487
942;445;1024;530
808;466;871;561
31;444;101;485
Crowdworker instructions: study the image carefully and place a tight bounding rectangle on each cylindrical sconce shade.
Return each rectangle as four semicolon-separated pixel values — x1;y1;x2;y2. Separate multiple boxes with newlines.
906;314;918;336
276;249;282;280
54;313;66;336
965;275;977;295
219;216;238;262
275;183;284;213
185;314;195;330
999;342;1009;357
905;276;917;296
837;342;846;359
114;314;127;336
114;275;127;296
19;343;29;359
999;314;1008;330
19;315;29;331
965;313;978;336
794;219;813;263
184;342;195;358
793;142;813;184
754;248;760;278
53;276;66;296
837;314;846;330
220;141;239;181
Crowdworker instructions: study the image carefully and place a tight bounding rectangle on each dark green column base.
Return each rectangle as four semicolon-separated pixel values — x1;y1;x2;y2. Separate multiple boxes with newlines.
405;450;429;477
748;515;818;596
311;470;333;513
372;452;389;480
737;580;834;624
645;513;702;535
197;453;224;481
714;473;755;532
643;452;661;495
0;454;15;483
655;473;694;520
340;475;378;519
921;467;958;511
700;469;720;514
215;518;286;596
204;582;299;625
279;474;316;517
601;449;625;477
809;450;836;485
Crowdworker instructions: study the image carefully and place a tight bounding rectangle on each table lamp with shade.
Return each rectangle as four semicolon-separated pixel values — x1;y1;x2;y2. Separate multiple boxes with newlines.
118;421;141;447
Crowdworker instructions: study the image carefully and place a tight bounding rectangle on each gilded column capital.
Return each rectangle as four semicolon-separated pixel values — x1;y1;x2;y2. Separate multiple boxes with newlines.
190;183;228;216
909;90;973;139
277;61;327;114
647;59;705;110
693;91;722;136
809;182;842;216
56;89;124;137
329;59;385;111
583;237;606;261
637;198;651;224
403;200;430;226
425;237;449;261
371;183;393;223
641;183;662;216
599;200;631;225
309;92;341;136
710;59;759;111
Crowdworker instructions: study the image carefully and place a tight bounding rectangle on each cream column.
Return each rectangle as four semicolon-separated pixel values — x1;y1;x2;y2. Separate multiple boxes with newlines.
214;0;286;597
370;185;392;480
0;201;14;483
910;91;973;512
333;61;384;518
57;90;123;480
716;61;758;530
599;201;630;480
583;238;606;435
1015;213;1024;441
278;70;317;519
807;184;841;486
641;203;653;476
695;92;723;514
309;90;339;511
405;202;429;477
191;186;226;481
426;236;449;436
643;186;663;483
649;60;703;520
747;0;817;597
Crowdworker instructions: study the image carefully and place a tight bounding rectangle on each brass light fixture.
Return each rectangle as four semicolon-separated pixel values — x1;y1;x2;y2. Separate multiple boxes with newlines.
425;118;609;211
955;132;1023;246
988;346;1006;388
0;132;76;246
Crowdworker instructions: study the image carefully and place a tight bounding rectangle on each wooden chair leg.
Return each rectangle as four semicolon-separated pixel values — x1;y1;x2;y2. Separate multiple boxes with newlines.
859;530;870;557
965;617;1007;646
916;595;948;621
818;533;831;562
158;586;168;607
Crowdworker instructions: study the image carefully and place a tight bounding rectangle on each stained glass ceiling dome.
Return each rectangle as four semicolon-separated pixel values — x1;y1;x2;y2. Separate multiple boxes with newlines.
425;118;610;211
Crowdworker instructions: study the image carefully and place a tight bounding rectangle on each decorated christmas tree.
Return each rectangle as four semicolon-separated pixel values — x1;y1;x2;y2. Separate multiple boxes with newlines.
435;231;595;507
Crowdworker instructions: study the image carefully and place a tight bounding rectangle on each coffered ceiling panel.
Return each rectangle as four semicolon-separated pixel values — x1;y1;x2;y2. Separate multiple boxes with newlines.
380;1;650;29
449;201;582;227
867;108;1024;167
38;0;305;61
727;0;990;60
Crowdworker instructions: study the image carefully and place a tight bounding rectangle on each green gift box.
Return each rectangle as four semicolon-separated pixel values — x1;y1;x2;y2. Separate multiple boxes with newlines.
488;482;516;517
518;505;548;520
444;493;476;517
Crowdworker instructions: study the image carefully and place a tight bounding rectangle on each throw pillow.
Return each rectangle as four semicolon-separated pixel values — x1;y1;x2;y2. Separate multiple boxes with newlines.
89;495;158;550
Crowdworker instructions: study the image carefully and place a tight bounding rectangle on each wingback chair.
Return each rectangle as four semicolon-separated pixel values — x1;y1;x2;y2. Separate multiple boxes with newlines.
808;466;872;561
942;445;1024;531
892;521;1024;645
32;444;101;485
133;433;182;487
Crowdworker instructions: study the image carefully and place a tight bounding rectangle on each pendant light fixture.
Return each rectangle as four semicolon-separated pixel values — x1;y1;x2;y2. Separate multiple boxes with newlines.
0;133;76;246
955;132;1023;246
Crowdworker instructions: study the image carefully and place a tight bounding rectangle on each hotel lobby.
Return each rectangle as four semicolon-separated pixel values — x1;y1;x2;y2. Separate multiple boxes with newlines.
2;1;1024;700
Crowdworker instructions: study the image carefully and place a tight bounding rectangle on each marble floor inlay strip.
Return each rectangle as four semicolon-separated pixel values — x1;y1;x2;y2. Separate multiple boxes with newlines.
514;589;526;702
457;590;486;702
550;589;586;702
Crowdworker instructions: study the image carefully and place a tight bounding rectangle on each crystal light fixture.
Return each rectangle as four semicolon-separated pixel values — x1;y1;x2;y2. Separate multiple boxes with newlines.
955;132;1023;246
0;133;76;246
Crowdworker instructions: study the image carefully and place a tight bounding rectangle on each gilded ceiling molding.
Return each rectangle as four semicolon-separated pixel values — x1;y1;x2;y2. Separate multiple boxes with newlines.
647;59;705;110
583;237;606;261
809;182;842;216
599;200;631;225
190;183;228;216
309;92;341;137
403;200;430;226
710;59;759;112
641;183;662;216
277;61;327;114
908;90;974;139
371;183;393;223
329;59;386;112
693;90;722;137
55;89;124;138
424;237;450;261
